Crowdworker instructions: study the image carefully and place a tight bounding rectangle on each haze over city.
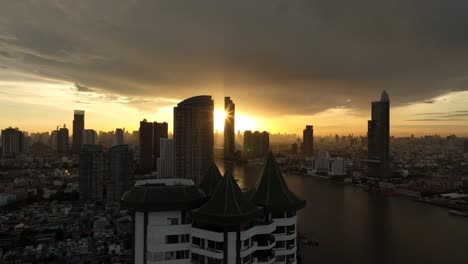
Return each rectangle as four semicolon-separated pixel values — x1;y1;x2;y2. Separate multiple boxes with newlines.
1;1;468;136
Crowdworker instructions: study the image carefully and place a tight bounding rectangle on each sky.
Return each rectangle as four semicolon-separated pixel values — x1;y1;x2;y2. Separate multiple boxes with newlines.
1;0;468;136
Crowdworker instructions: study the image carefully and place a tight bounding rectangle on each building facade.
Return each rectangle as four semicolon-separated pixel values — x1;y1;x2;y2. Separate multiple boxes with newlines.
368;90;390;178
139;119;154;172
157;138;174;179
114;128;124;146
79;144;133;202
82;129;97;145
1;128;24;156
302;125;314;156
57;126;69;154
224;96;236;160
72;110;85;154
122;154;305;264
243;131;269;159
153;122;168;171
174;95;214;184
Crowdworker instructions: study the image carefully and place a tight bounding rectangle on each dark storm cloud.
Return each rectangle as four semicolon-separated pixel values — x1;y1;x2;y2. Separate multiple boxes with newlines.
2;0;468;115
72;83;96;93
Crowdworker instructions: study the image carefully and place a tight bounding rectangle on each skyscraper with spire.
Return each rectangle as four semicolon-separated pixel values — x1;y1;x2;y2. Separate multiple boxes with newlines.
368;90;390;178
72;110;85;154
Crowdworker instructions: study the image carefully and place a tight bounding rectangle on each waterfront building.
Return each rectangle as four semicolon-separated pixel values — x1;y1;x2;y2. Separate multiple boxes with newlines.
122;154;305;264
368;90;390;178
174;95;214;184
311;151;347;176
302;125;314;156
224;96;236;159
72;110;85;154
243;130;269;159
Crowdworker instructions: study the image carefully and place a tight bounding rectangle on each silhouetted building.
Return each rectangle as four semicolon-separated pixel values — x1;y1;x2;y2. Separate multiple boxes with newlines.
108;145;134;202
157;138;174;178
79;145;105;201
51;129;59;151
138;120;168;172
303;125;314;156
368;90;391;178
174;95;214;184
57;126;69;154
72;110;85;154
224;96;235;159
1;127;24;156
243;130;269;159
79;144;133;202
114;128;124;146
291;143;298;155
464;140;468;153
139;119;154;172
82;129;97;145
153;122;168;170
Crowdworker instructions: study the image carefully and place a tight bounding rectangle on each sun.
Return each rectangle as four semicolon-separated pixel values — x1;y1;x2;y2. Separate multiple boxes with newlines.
214;110;227;132
214;109;256;132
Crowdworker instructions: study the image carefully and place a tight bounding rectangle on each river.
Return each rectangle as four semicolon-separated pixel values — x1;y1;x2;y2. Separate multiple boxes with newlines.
216;161;468;264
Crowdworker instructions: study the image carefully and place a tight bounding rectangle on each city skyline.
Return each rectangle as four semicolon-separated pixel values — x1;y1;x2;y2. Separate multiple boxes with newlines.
2;1;468;136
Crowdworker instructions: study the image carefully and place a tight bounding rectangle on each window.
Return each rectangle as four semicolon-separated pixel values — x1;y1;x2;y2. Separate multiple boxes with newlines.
243;239;249;248
243;255;251;264
274;226;286;234
168;217;179;225
166;235;179;244
274;241;286;249
192;237;201;247
181;234;190;243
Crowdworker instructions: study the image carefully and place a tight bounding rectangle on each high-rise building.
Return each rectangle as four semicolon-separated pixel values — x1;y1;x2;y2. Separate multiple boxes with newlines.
243;130;269;159
157;138;174;178
114;128;124;146
224;96;235;159
464;140;468;153
79;145;105;201
139;119;154;172
153;122;168;170
108;145;134;202
1;127;24;156
72;110;85;154
122;153;305;264
79;144;133;202
82;129;97;145
57;126;69;154
174;95;214;184
291;143;298;155
303;125;314;156
51;129;59;151
368;90;391;178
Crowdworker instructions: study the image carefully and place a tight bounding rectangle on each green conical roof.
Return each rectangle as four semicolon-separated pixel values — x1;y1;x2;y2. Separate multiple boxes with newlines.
251;152;306;212
192;171;262;226
199;162;223;196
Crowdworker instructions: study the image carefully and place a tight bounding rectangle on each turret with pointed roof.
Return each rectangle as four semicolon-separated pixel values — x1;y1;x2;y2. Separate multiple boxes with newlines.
199;162;223;196
192;171;262;226
251;152;305;213
380;90;390;102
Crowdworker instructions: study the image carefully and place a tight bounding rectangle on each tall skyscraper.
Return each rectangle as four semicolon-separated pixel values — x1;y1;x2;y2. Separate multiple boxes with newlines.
72;110;85;154
153;122;168;170
51;128;59;151
157;138;174;178
57;125;69;154
174;95;214;184
368;90;391;178
82;129;97;145
108;145;134;202
224;96;235;159
114;128;124;146
139;119;154;172
1;127;24;156
303;125;314;156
